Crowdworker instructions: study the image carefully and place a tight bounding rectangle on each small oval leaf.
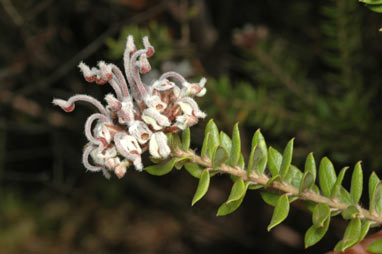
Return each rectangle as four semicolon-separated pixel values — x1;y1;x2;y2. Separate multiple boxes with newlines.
201;132;210;158
191;169;210;206
230;123;241;167
219;131;232;156
226;179;246;204
205;119;220;159
312;203;330;228
145;158;177;176
216;196;245;216
350;161;363;204
299;171;314;193
369;172;380;213
331;167;348;199
341;205;359;220
359;220;371;242
305;152;317;180
280;139;294;179
268;147;282;177
248;129;268;175
319;157;337;197
334;218;361;251
304;216;330;248
267;194;290;231
212;146;229;169
367;239;382;253
184;162;203;178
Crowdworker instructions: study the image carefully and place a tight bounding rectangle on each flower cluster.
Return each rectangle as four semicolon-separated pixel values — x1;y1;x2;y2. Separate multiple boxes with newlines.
53;35;206;179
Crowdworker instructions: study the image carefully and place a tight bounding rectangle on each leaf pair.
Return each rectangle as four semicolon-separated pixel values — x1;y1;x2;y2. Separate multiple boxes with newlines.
359;0;382;13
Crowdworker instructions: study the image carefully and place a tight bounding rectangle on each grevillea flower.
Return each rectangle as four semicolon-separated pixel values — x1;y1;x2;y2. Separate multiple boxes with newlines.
53;35;206;179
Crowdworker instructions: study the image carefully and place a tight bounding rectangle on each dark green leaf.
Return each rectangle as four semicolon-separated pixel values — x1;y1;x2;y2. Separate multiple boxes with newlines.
351;161;363;204
201;132;210;158
280;139;294;179
182;127;190;151
191;169;210;206
267;194;290;231
230;123;241;167
305;153;316;180
184;162;203;178
145;158;177;176
341;205;359;220
299;171;314;193
212;146;229;169
171;133;181;150
319;157;337;197
248;184;263;190
331;167;348;199
268;147;282;177
367;239;382;253
304;216;330;248
312;203;330;228
174;156;192;170
248;129;268;175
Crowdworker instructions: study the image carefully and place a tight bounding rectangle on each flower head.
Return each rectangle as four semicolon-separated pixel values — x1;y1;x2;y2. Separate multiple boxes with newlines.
53;35;207;178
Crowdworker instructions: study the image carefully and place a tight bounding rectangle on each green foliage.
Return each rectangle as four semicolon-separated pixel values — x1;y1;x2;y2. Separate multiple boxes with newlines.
152;123;382;251
366;239;382;253
360;0;382;13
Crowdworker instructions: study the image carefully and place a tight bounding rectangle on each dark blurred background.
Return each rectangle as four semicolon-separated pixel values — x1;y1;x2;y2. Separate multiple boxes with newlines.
1;0;382;253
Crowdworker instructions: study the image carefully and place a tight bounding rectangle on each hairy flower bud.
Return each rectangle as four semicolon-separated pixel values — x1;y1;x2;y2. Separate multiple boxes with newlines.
149;132;171;159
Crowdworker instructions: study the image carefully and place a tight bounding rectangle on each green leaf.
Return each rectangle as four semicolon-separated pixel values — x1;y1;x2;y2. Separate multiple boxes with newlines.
280;139;294;179
369;172;380;213
305;153;317;180
191;169;210;206
205;119;219;158
261;191;281;206
219;132;232;156
227;179;246;204
359;220;371;242
366;4;382;13
201;132;210;158
268;147;282;177
360;0;382;4
248;129;268;175
265;175;282;188
312;203;330;228
367;239;382;253
184;162;203;178
304;216;330;248
319;157;337;197
230;123;241;167
267;194;290;231
145;158;177;176
171;133;181;150
212;146;229;169
350;161;363;204
238;154;245;169
284;165;303;188
174;155;192;170
374;183;382;215
248;184;263;190
181;127;191;151
331;167;348;199
334;218;361;251
216;196;245;216
341;205;359;220
299;171;314;193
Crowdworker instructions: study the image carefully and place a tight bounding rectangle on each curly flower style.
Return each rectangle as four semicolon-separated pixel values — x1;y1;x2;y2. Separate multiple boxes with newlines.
53;35;206;179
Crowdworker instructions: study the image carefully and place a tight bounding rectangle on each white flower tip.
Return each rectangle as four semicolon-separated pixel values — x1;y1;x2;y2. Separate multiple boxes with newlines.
52;98;74;112
143;36;155;57
196;87;207;97
126;35;136;53
199;77;207;88
115;165;127;179
78;62;97;82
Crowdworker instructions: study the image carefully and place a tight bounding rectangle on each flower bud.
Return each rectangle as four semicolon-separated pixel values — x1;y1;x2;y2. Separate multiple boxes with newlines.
129;120;152;144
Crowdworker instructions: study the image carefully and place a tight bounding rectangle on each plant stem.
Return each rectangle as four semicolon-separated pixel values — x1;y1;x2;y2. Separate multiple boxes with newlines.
173;148;382;225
